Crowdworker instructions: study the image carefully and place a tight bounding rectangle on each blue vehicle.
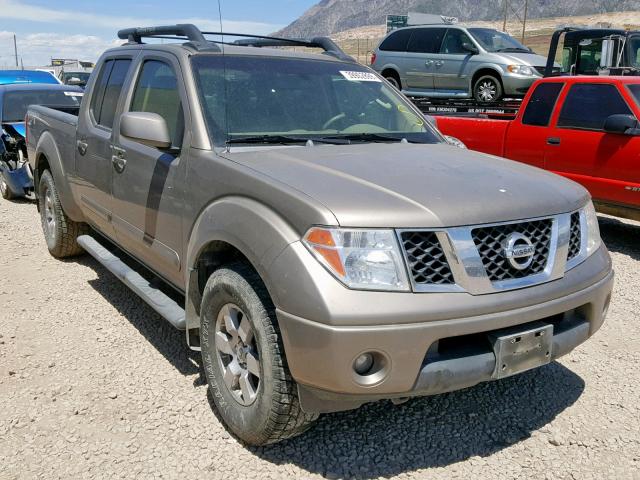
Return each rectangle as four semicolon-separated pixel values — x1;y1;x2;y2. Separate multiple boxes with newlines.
0;69;59;86
0;84;83;199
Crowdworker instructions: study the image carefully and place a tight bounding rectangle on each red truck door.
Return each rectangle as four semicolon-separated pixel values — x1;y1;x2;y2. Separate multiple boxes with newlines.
544;82;640;209
504;82;565;169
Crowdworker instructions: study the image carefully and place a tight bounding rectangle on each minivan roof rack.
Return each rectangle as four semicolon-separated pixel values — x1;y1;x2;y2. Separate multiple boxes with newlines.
117;24;355;62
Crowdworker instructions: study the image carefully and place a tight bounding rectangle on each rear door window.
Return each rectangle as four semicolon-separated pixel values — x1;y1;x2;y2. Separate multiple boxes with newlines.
130;60;184;148
90;58;132;129
407;28;446;54
558;83;633;131
522;82;564;127
379;29;413;52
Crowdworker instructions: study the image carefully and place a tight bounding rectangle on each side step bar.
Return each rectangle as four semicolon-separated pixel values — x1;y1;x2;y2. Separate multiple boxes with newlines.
77;235;186;330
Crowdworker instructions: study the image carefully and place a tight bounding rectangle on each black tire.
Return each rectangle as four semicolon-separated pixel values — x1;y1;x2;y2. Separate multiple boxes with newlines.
0;170;14;200
473;74;503;103
383;71;402;90
200;262;318;445
38;170;88;258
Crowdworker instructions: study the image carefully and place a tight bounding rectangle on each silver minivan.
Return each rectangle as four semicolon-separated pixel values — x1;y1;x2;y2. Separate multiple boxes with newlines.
372;24;550;102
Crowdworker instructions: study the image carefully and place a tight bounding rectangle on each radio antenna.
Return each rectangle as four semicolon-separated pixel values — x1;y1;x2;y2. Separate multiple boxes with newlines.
217;0;230;150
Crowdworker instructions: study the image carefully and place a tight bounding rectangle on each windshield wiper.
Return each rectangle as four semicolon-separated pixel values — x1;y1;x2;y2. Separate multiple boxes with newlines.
226;135;349;145
318;133;417;144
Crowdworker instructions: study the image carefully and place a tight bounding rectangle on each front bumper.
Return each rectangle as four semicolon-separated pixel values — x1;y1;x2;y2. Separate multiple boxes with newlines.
501;73;540;95
0;163;33;197
272;244;613;413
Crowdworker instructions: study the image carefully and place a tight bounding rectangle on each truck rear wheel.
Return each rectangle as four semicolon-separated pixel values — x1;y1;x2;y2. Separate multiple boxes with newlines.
200;262;318;445
38;170;88;258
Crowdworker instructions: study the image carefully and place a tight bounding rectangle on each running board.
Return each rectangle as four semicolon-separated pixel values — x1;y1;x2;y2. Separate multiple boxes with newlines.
77;235;186;330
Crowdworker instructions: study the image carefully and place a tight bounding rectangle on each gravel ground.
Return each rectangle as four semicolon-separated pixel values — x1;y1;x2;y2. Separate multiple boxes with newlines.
0;196;639;480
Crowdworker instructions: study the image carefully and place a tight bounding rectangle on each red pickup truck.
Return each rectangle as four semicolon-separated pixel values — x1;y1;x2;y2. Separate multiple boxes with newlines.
436;76;640;222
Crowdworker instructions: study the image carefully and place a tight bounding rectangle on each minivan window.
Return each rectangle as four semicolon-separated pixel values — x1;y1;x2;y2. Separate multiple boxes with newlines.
521;83;563;127
90;59;131;129
407;28;446;54
440;29;473;55
191;55;441;146
379;29;413;52
468;28;530;53
558;83;633;131
130;60;184;148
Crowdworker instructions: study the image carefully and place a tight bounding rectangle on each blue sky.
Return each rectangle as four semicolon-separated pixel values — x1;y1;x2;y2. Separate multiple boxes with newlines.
0;0;316;66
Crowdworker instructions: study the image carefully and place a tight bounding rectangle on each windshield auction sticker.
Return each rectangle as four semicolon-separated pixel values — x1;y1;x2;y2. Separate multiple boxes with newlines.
64;91;84;96
340;71;381;82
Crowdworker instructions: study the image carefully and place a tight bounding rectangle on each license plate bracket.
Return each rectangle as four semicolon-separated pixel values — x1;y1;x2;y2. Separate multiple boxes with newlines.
488;322;553;379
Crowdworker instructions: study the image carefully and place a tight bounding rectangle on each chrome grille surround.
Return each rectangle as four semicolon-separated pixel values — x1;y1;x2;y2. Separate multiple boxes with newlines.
397;210;592;295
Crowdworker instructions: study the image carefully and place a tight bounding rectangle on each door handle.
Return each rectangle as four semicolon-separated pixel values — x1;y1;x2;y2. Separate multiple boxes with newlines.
111;146;127;173
425;60;434;66
547;137;561;146
77;140;88;155
435;61;444;67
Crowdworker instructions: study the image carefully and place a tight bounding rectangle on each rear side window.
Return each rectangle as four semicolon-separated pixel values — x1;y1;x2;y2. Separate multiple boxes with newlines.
379;29;413;52
130;60;184;148
522;83;563;127
90;58;131;129
627;84;640;105
407;28;446;54
558;83;633;131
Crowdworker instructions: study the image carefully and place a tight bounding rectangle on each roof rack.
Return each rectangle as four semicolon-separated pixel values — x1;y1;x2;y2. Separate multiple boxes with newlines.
116;24;355;62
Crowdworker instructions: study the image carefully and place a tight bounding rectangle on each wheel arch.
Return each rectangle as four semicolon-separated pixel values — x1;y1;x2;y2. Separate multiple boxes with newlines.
184;196;301;347
33;132;84;221
471;67;504;92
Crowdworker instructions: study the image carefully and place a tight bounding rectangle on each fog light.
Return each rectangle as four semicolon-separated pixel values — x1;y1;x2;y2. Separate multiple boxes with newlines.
353;353;374;375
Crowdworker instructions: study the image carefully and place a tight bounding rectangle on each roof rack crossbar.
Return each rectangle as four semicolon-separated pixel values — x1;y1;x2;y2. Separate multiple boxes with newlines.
117;24;220;51
201;31;355;62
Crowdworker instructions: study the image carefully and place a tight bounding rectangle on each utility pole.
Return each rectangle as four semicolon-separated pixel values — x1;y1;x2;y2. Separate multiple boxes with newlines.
13;34;18;67
502;0;508;31
521;0;529;42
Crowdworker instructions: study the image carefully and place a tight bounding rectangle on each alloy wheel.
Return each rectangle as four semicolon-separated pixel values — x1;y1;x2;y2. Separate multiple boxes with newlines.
43;187;57;240
477;80;498;102
214;303;261;406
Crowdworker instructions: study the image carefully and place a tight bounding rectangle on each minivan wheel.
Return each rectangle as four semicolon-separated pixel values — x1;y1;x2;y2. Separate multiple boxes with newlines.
473;75;503;103
38;170;88;258
200;262;318;446
384;72;402;90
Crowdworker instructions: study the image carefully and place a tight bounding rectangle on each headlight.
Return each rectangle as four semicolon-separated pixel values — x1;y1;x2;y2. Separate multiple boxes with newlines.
584;201;601;257
303;227;410;291
507;65;535;76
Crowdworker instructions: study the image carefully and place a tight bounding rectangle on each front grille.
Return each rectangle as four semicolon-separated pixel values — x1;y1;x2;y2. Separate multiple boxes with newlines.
471;219;553;281
400;232;454;285
568;212;581;260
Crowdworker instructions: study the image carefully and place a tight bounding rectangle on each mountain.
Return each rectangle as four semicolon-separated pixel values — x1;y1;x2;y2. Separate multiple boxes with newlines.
276;0;640;37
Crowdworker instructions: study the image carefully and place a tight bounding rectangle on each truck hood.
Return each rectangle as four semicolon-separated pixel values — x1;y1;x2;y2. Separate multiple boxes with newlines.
224;143;589;228
494;51;552;68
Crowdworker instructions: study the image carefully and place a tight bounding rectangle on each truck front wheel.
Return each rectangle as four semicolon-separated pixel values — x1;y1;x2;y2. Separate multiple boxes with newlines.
200;262;318;445
38;170;88;258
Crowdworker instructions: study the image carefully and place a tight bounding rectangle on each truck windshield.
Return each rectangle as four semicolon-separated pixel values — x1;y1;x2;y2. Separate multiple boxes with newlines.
468;28;530;53
2;89;82;123
191;55;441;146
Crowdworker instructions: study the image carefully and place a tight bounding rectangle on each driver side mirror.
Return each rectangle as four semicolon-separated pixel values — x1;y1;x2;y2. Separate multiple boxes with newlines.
120;112;171;148
603;114;640;135
462;42;479;55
